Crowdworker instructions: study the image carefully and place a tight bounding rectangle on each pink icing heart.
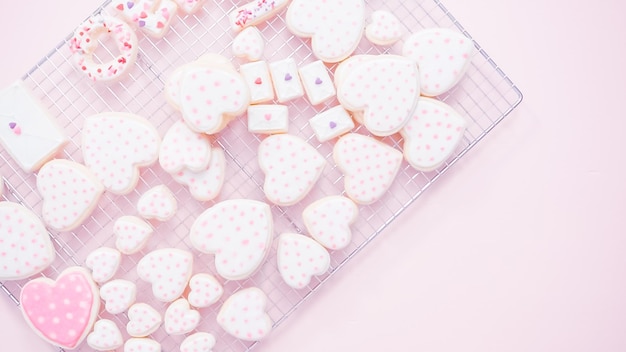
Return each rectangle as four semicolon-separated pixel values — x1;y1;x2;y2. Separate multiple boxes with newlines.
20;267;99;349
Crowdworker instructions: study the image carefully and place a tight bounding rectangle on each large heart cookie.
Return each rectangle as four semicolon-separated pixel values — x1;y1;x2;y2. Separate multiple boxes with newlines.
232;26;265;61
258;134;326;206
302;196;359;250
286;0;365;63
188;273;224;308
159;120;212;174
217;287;272;341
0;201;55;280
100;279;137;314
87;319;123;351
37;159;104;232
126;303;162;337
277;233;330;289
190;199;273;280
137;248;193;302
180;332;216;352
164;298;200;335
402;27;474;96
333;133;403;205
20;267;100;350
85;247;121;283
82;112;161;195
400;97;467;171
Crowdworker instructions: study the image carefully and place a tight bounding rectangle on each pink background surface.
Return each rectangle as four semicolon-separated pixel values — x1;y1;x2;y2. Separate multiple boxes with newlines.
1;0;626;351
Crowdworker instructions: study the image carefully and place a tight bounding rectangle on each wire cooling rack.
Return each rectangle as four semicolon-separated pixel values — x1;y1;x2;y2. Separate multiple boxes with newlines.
0;0;522;351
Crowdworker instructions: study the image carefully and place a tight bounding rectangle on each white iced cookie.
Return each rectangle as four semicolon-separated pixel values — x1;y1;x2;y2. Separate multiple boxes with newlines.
100;279;137;314
114;215;154;255
187;273;224;308
137;248;193;302
401;97;467;171
269;58;304;103
239;61;275;104
229;0;290;31
333;133;403;205
82;112;160;195
402;27;474;96
277;233;330;289
85;247;121;284
112;0;178;38
336;55;420;136
302;195;358;250
124;338;161;352
172;147;226;202
217;287;272;341
247;105;289;134
160;120;212;174
126;303;162;337
69;14;138;82
190;199;273;281
0;81;68;172
232;26;265;61
365;10;403;46
137;185;178;221
174;0;206;14
87;319;124;351
286;0;365;63
37;159;105;232
0;201;55;280
298;60;336;105
258;134;326;206
180;332;216;352
309;106;355;143
164;298;201;335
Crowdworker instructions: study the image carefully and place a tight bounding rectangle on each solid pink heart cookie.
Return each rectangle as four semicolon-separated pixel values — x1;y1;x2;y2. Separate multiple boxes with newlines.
402;27;474;96
400;97;467;171
87;319;123;351
0;201;55;281
277;233;331;289
159;120;212;174
333;133;403;205
217;287;272;341
137;248;193;302
20;267;100;350
302;196;359;250
164;298;201;335
188;273;224;308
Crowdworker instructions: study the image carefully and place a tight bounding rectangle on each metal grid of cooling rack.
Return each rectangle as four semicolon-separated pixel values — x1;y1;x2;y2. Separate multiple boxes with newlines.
0;0;522;351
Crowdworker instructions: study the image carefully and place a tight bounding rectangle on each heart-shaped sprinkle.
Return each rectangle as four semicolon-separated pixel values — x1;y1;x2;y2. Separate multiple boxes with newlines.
116;3;124;10
156;21;164;29
254;77;263;85
8;122;16;129
138;20;146;27
139;11;147;19
329;121;337;129
284;73;293;81
264;113;272;121
13;126;21;135
127;1;134;9
315;77;323;85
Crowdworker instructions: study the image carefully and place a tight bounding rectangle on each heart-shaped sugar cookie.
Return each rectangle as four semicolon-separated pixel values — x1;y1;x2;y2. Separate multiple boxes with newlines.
164;298;201;335
217;287;272;341
402;27;474;96
85;247;121;284
187;273;223;308
172;147;226;202
190;199;273;280
137;248;193;302
365;10;403;46
0;201;55;281
174;0;206;14
112;0;177;38
302;196;359;250
180;332;216;352
126;303;162;337
124;338;161;352
277;233;330;289
114;215;154;255
232;26;265;61
333;133;403;205
87;319;123;351
100;279;137;314
137;184;178;222
159;120;212;174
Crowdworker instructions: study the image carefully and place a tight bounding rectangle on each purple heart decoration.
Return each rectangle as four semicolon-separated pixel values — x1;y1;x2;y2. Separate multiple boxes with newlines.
127;1;134;9
284;73;293;81
138;20;146;27
329;121;337;129
315;77;323;85
8;122;16;129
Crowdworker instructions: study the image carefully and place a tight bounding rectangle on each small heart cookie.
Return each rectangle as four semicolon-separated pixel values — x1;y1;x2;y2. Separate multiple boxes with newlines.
180;332;216;352
100;279;137;314
126;303;162;337
302;196;359;250
174;0;206;14
159;120;212;174
365;10;403;46
137;185;178;222
114;215;154;255
232;26;265;61
172;147;226;202
188;273;224;308
124;337;161;352
87;319;123;351
85;247;121;284
137;248;193;302
217;287;272;341
164;298;201;335
277;233;331;289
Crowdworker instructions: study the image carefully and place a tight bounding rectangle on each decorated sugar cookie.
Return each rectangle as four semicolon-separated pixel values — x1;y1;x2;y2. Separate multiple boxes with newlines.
100;279;137;314
365;10;403;46
172;147;226;202
137;248;193;302
159;120;212;174
112;0;178;38
175;0;206;14
217;287;272;341
85;247;121;284
187;273;224;308
114;215;154;255
229;0;291;31
164;298;201;335
232;26;265;61
124;338;161;352
137;185;178;221
302;196;359;250
277;233;330;289
126;303;162;337
87;319;124;351
180;332;216;352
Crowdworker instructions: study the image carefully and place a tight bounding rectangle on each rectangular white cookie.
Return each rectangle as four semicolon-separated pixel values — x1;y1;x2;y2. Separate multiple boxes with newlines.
239;61;275;104
310;106;355;142
247;105;289;134
298;60;336;105
0;81;68;172
268;58;304;103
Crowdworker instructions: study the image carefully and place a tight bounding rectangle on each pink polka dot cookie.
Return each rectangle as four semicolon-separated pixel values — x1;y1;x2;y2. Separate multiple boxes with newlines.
174;0;207;14
172;147;226;202
0;201;55;281
36;159;105;232
232;26;265;61
126;303;162;337
365;10;403;46
277;233;330;289
302;195;359;250
137;184;178;221
137;248;193;302
159;120;212;174
19;267;100;350
87;319;124;351
124;337;161;352
258;134;326;206
286;0;366;63
99;279;137;315
229;0;291;31
333;133;403;205
190;199;273;280
163;298;200;335
402;27;475;97
114;215;154;255
180;332;216;352
217;287;272;341
112;0;178;38
187;273;224;308
400;97;467;171
85;247;121;284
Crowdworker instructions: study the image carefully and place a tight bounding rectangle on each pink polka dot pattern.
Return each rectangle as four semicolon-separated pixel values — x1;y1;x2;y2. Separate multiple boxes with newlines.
188;273;224;308
277;233;331;289
217;287;272;341
365;10;403;46
36;159;105;232
258;134;326;206
136;248;193;302
112;0;177;38
136;185;178;221
160;120;212;174
333;133;403;205
401;97;467;171
0;202;55;281
19;267;100;350
114;215;154;255
85;247;121;284
99;279;137;315
180;332;216;352
286;0;366;63
174;0;206;14
82;112;161;195
86;319;123;351
124;338;161;352
336;55;420;136
172;147;226;202
126;303;162;337
302;195;359;250
232;26;265;61
402;27;475;97
164;298;201;335
190;199;273;281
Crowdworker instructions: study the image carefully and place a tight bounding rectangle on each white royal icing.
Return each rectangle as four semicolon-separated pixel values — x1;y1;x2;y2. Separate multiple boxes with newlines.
180;332;216;352
247;104;289;134
126;303;162;337
100;279;137;314
174;0;206;14
87;319;124;351
269;58;304;103
229;0;291;31
309;105;355;143
217;287;272;341
85;247;121;284
302;195;359;250
159;119;212;174
239;61;275;104
277;233;330;289
365;10;403;46
187;273;224;308
164;298;200;335
232;26;265;61
124;338;161;352
299;60;336;105
114;215;154;255
137;184;178;221
172;147;226;202
137;248;193;302
112;0;178;38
